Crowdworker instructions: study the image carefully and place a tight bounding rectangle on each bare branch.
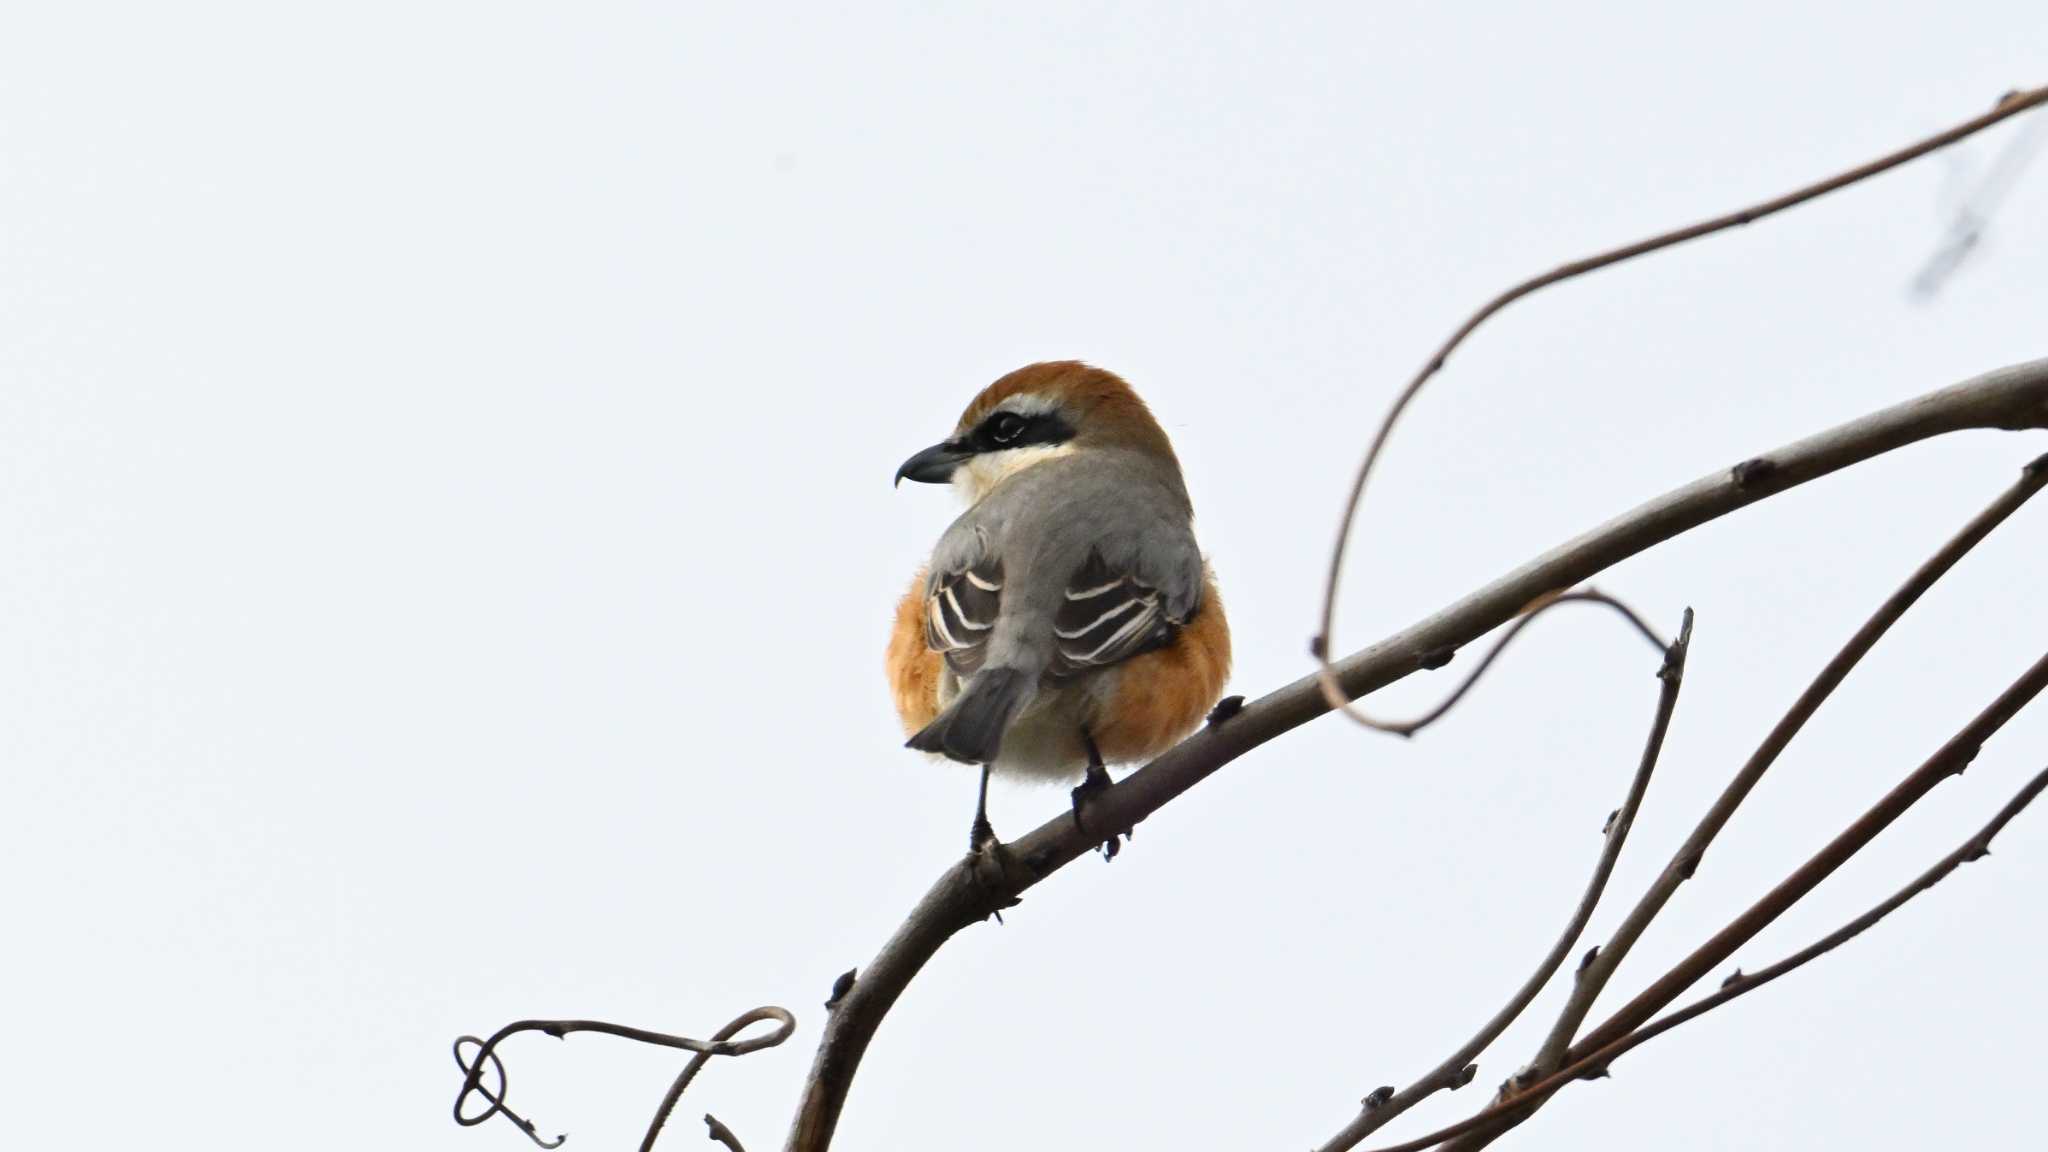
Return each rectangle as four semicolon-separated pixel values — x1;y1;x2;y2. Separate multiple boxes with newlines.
780;361;2048;1152
1428;456;2048;1151
1538;456;2048;1069
1357;751;2048;1152
1310;610;1692;1152
1572;646;2048;1053
705;1114;749;1152
1370;588;1667;738
1312;84;2048;730
453;1006;795;1151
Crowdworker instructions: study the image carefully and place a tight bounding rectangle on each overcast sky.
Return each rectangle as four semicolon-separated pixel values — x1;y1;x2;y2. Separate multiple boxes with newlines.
5;4;2046;1151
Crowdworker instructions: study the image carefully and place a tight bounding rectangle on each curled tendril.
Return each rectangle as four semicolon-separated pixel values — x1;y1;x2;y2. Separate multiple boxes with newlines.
1371;587;1669;738
452;1006;796;1151
1310;85;2048;733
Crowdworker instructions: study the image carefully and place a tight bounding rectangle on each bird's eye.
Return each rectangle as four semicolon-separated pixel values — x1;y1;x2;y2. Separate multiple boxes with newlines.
989;412;1027;444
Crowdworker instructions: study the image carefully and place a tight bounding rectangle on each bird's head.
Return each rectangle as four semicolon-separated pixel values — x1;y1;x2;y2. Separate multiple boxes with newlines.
894;361;1180;503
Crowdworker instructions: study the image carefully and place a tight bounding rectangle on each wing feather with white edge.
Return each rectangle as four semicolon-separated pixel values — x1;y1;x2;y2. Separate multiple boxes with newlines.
1050;551;1183;678
925;561;1002;677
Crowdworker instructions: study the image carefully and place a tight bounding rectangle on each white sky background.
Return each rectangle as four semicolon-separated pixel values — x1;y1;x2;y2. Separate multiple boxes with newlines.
4;4;2046;1149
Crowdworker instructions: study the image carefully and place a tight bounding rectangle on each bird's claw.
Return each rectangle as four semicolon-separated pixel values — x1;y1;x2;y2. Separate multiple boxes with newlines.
1069;765;1112;834
969;815;999;855
965;820;1021;919
1068;765;1131;861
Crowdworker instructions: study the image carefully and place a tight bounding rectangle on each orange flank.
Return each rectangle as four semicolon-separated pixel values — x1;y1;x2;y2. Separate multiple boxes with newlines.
886;569;945;736
1093;569;1231;764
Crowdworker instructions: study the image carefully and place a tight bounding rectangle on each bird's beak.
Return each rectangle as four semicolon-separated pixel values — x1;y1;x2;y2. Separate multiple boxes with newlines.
894;440;971;487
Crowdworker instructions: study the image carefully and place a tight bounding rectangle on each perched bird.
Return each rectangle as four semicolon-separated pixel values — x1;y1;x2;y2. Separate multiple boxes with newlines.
886;361;1231;853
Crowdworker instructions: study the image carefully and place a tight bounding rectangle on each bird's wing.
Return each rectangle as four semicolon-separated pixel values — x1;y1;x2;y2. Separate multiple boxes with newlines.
923;462;1205;683
923;558;1003;677
1049;540;1203;679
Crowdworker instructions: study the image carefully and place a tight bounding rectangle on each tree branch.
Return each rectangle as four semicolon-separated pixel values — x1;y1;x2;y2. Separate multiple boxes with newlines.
1357;732;2048;1152
1432;454;2048;1151
705;1114;749;1152
454;1007;794;1151
1570;645;2048;1059
1368;589;1667;738
779;359;2048;1152
1311;84;2047;729
1310;609;1691;1152
1546;457;2046;1056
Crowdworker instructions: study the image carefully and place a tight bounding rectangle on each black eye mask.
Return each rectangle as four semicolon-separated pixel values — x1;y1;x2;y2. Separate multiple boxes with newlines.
970;409;1072;453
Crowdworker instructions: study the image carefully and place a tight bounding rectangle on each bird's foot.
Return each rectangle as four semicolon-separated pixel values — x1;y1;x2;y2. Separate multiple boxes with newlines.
966;818;1021;920
1069;763;1111;833
970;814;1001;855
1069;764;1131;861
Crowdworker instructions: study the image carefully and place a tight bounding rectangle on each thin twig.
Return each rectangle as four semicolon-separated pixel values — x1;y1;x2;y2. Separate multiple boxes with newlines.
1356;755;2048;1152
780;362;2048;1152
1310;610;1692;1152
1312;84;2048;731
638;1009;796;1152
1432;456;2048;1152
705;1114;749;1152
1575;648;2048;1052
1536;457;2048;1073
1373;588;1666;738
453;1007;795;1150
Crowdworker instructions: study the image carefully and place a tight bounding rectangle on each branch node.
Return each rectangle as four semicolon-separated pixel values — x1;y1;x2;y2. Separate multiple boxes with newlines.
1309;635;1328;659
2023;451;2048;478
1207;694;1246;726
1448;1063;1478;1090
1416;645;1457;671
1677;850;1702;880
1949;743;1983;776
825;969;856;1011
1964;844;1991;862
1362;1085;1395;1110
1659;608;1696;682
1720;968;1744;989
1577;945;1601;974
1731;456;1778;488
1601;808;1621;835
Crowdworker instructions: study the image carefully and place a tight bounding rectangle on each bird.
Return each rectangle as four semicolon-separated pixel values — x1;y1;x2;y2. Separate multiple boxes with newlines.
886;361;1231;857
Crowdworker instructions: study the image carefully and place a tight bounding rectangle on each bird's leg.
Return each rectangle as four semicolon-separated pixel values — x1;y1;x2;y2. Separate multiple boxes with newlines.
966;762;1020;919
1069;729;1128;859
1069;728;1111;833
969;760;999;853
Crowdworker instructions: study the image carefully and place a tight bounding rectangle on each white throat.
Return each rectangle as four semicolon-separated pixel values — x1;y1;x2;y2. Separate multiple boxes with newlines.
952;443;1075;504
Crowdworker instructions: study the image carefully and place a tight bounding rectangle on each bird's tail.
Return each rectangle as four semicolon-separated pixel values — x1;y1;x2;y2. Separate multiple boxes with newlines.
906;666;1036;764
